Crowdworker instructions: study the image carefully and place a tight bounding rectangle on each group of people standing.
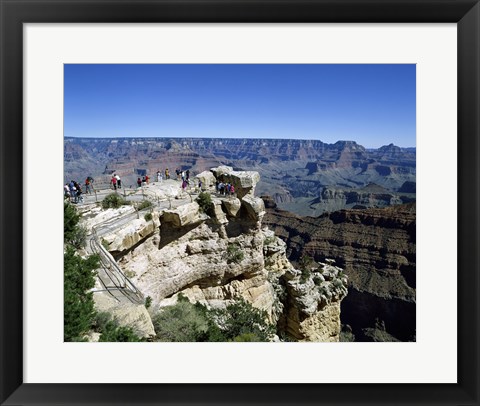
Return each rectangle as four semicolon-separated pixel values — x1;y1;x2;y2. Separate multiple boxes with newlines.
216;181;235;196
64;169;236;203
137;175;150;188
64;176;94;203
110;174;122;190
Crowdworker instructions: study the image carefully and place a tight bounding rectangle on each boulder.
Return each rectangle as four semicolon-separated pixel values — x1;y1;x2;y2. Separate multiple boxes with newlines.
210;199;228;225
94;293;156;338
210;165;233;178
102;214;160;253
161;202;202;228
195;171;216;190
241;195;266;221
228;171;261;199
221;197;242;217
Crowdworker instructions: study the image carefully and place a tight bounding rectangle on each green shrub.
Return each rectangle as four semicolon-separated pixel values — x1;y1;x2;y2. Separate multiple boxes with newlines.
196;192;213;215
102;193;129;209
101;238;109;251
64;246;99;341
64;201;99;341
299;254;313;270
313;276;323;286
153;295;209;342
94;312;112;332
299;255;314;283
69;224;88;249
99;321;142;342
144;212;153;221
300;268;311;283
233;332;260;342
227;243;244;264
124;270;136;278
94;311;142;342
138;200;153;210
151;296;274;342
209;298;275;342
263;236;276;246
64;202;80;245
145;296;152;309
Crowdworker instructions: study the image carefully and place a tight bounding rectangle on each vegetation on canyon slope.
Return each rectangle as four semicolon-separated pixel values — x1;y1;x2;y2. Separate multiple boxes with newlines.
64;203;274;342
64;202;140;342
153;295;275;342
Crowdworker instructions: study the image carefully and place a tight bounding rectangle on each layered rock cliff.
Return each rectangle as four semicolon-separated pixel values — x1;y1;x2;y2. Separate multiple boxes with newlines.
262;197;416;341
65;137;415;214
82;168;348;341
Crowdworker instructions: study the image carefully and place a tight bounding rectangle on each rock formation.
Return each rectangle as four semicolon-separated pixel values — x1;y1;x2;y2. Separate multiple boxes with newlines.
281;260;348;341
262;199;416;341
82;169;349;341
65;137;415;215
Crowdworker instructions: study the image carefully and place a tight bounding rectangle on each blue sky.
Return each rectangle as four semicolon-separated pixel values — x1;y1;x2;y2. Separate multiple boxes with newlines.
64;64;415;148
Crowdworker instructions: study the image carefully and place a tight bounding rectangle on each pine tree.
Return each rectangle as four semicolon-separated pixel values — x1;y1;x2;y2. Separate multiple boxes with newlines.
64;202;80;244
64;246;99;341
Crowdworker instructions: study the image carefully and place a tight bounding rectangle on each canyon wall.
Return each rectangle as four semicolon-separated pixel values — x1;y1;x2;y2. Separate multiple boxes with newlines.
262;198;416;341
65;137;415;215
84;169;349;341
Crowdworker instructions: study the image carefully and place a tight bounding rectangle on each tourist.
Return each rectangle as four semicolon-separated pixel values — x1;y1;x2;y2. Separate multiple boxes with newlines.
85;177;91;194
145;174;149;185
115;174;121;189
165;168;170;180
68;180;75;195
76;184;84;204
157;170;161;182
230;184;235;196
111;175;117;191
186;169;190;181
137;177;142;188
64;184;71;200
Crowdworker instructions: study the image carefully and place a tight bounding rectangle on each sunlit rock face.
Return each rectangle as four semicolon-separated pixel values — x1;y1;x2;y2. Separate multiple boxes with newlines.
263;201;416;341
83;168;349;341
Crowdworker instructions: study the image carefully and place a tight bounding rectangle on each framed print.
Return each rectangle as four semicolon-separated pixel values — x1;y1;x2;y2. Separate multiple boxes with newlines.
1;0;479;405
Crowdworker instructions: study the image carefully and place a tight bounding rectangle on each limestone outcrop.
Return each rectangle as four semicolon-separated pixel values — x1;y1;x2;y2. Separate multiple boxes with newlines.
101;213;160;255
211;166;261;199
195;170;216;190
282;261;348;341
83;168;349;341
161;202;205;228
241;195;266;222
221;197;242;217
94;293;155;338
263;201;416;341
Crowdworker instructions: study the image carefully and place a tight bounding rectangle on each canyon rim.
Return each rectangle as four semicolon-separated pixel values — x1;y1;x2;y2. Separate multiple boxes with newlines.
64;64;416;342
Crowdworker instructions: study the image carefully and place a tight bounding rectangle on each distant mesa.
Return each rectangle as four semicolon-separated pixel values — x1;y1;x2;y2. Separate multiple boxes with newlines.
64;136;415;216
398;181;416;193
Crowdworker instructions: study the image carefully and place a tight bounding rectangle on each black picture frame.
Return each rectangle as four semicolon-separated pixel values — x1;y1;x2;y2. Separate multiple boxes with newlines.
1;1;479;405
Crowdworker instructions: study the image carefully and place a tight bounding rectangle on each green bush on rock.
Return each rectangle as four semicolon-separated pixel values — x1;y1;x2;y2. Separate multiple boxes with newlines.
102;193;130;209
196;192;213;215
227;243;244;264
152;295;274;342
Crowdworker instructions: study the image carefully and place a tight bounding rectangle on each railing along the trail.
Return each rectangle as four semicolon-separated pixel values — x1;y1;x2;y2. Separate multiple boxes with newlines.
90;215;144;305
87;183;197;304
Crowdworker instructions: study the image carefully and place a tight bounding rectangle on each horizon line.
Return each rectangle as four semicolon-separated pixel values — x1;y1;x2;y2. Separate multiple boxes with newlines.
64;135;416;149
